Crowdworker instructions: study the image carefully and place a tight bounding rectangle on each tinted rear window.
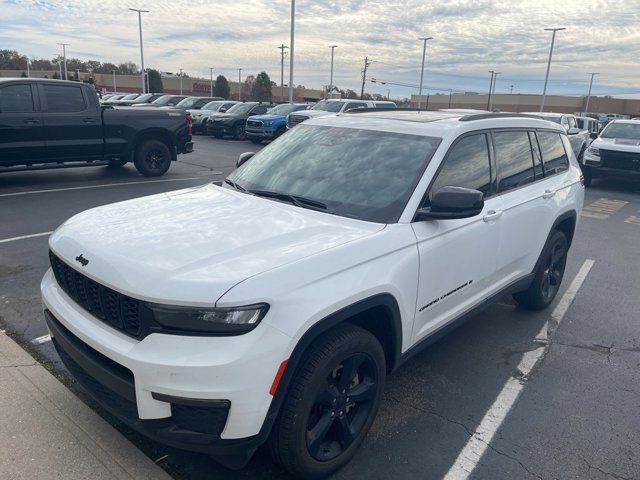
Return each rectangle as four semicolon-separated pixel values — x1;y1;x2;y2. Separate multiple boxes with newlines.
537;131;569;174
494;131;536;192
0;84;34;113
43;85;87;112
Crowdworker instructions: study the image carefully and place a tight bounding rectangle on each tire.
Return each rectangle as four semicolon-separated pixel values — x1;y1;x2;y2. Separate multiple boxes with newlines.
107;159;127;168
269;325;386;479
133;139;172;177
250;137;263;144
514;230;568;310
233;123;246;141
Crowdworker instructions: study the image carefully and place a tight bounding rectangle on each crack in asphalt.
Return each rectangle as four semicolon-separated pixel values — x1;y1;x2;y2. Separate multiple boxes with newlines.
386;394;544;480
554;340;640;364
582;458;634;480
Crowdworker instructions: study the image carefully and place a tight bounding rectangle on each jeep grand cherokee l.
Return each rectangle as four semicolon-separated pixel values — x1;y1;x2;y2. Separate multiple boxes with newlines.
42;110;584;479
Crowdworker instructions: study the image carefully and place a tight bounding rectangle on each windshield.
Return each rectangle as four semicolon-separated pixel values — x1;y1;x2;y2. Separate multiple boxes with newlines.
134;93;153;102
311;100;345;112
202;101;225;111
267;104;303;116
226;103;255;114
176;97;201;108
226;125;441;223
120;94;139;101
600;122;640;140
152;95;182;105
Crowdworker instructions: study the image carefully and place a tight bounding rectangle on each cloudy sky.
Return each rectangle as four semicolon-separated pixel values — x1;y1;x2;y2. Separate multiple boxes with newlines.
2;0;640;98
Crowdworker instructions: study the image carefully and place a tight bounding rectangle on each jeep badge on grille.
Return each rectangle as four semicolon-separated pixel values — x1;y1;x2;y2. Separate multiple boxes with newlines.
75;254;89;267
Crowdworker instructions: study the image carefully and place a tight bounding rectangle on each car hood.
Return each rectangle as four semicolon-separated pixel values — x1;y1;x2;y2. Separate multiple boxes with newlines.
49;184;383;306
592;137;640;152
209;112;242;121
292;110;334;118
248;114;284;121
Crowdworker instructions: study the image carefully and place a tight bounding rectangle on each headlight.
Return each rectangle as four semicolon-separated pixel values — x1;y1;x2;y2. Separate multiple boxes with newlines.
147;303;269;334
262;121;274;126
587;147;600;156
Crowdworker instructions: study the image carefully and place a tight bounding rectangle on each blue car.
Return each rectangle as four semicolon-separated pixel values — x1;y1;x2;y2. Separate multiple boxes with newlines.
245;103;310;144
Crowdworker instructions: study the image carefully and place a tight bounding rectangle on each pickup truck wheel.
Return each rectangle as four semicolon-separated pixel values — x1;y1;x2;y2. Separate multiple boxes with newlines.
514;230;568;310
233;124;246;141
269;325;385;479
107;159;128;168
134;139;172;177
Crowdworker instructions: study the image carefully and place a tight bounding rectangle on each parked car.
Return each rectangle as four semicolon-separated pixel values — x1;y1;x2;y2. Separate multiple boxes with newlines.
206;101;274;140
576;116;601;139
109;93;141;105
0;78;193;176
100;93;128;104
176;96;224;110
245;103;310;144
133;94;188;107
43;110;583;478
189;100;239;134
287;99;375;128
524;112;591;160
581;119;640;186
118;93;164;106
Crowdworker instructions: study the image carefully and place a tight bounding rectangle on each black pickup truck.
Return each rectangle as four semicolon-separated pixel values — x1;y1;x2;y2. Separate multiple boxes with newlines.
0;78;193;176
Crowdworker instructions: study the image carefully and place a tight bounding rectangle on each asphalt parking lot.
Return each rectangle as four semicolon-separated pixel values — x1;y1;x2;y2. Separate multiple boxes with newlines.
1;135;640;480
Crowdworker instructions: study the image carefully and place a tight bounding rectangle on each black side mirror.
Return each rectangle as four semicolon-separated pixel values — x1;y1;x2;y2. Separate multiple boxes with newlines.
237;152;255;168
590;132;598;140
416;186;484;220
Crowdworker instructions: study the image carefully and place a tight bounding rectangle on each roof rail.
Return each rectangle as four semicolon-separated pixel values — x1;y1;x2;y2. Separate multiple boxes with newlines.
458;112;547;122
343;107;421;114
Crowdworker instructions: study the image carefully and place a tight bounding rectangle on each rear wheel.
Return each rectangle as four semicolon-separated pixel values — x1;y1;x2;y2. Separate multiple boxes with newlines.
133;139;172;177
233;123;246;140
514;230;568;310
269;325;385;479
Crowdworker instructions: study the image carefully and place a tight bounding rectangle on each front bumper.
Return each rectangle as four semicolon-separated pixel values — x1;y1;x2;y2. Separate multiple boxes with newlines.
245;127;276;139
41;269;291;452
206;123;234;135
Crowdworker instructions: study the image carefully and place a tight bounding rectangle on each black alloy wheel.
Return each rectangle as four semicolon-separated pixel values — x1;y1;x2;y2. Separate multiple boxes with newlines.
234;123;246;140
540;239;566;303
133;139;172;177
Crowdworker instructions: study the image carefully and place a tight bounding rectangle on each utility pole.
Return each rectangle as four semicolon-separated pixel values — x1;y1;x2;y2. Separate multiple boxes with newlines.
417;37;433;109
584;72;599;115
288;0;295;103
328;45;338;100
448;89;453;108
540;27;566;112
278;44;288;102
112;70;117;92
238;68;242;101
209;67;214;96
57;43;69;80
489;72;500;111
26;57;30;78
129;8;149;94
486;71;495;110
360;57;371;99
179;68;183;94
510;84;514;94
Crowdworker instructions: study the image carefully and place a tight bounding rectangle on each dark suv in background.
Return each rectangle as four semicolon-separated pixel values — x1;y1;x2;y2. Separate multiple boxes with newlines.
206;102;274;140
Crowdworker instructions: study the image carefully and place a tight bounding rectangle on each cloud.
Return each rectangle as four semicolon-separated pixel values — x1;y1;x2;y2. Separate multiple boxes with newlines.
2;0;639;97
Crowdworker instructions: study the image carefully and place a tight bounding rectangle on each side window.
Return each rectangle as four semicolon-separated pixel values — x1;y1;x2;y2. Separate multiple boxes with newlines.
43;85;86;112
494;130;536;193
252;105;268;115
344;102;364;111
0;84;35;113
537;131;569;175
560;117;570;131
428;133;492;203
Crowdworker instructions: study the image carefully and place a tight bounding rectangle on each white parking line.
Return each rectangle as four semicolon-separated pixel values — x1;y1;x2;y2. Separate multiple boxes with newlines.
31;334;52;345
0;177;202;197
444;259;595;480
0;231;54;244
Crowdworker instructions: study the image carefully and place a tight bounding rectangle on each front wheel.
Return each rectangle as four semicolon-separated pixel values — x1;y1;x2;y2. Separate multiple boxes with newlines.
269;325;385;479
233;123;246;140
133;139;172;177
514;230;568;310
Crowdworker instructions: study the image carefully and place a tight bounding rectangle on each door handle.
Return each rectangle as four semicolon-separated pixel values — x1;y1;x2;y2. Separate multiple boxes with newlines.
542;189;556;199
483;210;503;222
23;118;40;124
82;118;97;123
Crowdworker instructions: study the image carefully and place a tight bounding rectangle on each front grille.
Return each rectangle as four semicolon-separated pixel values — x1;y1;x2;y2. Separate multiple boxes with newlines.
246;120;263;127
600;149;640;171
49;251;143;337
287;114;308;128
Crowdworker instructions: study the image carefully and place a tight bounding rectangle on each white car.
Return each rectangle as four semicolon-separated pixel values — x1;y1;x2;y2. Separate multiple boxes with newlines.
42;111;584;479
582;119;640;186
287;99;396;128
523;112;591;160
576;116;601;139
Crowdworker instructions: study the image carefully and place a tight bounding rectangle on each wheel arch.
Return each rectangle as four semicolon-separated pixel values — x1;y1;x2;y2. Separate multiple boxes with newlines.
132;128;177;160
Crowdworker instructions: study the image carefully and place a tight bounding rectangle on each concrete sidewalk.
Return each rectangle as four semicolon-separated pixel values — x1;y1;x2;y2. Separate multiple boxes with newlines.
0;331;172;480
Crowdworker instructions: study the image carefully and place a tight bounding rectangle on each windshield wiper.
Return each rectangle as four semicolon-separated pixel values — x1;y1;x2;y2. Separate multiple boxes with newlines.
224;178;248;192
249;189;329;212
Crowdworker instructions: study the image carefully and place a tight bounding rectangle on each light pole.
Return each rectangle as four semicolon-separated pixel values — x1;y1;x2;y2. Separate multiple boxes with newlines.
278;44;288;101
489;72;500;111
584;72;599;115
417;37;433;109
57;43;69;80
238;68;242;101
26;57;30;78
486;70;495;110
209;67;214;96
129;8;149;94
540;27;566;112
179;68;183;94
448;89;453;108
112;70;117;92
288;0;295;103
328;45;338;100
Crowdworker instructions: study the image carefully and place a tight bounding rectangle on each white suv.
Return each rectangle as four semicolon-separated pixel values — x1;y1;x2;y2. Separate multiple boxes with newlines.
287;99;396;128
42;110;584;479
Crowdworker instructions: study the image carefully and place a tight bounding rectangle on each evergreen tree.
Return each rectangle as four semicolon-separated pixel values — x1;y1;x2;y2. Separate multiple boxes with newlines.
147;69;164;93
214;75;230;99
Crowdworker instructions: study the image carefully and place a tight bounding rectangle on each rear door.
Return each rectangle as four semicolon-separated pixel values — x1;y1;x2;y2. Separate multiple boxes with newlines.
0;82;45;165
39;83;103;161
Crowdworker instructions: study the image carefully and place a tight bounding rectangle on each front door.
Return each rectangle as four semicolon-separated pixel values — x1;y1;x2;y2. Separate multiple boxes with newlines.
0;83;45;166
411;132;502;343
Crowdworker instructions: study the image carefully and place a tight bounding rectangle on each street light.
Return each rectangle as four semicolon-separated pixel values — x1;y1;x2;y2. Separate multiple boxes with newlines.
179;68;184;94
328;45;338;100
417;37;433;109
584;72;599;115
112;70;117;93
129;8;149;94
289;0;295;103
278;44;288;101
56;43;69;80
486;71;495;110
209;67;214;96
540;27;566;112
238;68;242;101
489;72;500;111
